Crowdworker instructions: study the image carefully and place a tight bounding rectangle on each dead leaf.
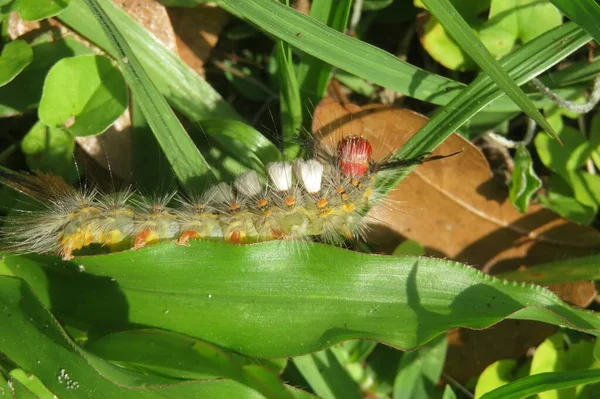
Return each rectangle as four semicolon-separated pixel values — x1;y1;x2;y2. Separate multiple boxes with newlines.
167;4;229;78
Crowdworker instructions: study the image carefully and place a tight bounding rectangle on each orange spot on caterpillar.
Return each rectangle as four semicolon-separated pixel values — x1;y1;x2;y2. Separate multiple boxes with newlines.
350;178;360;187
133;229;157;250
257;197;269;208
284;196;296;208
229;230;245;243
230;201;241;212
316;198;328;209
177;230;201;246
341;193;349;201
337;135;372;177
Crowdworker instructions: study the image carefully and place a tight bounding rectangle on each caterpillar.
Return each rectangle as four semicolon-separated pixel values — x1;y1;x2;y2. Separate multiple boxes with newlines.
0;129;442;261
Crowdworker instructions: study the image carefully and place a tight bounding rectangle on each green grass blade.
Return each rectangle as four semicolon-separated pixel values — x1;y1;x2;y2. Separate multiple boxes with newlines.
58;0;238;122
420;0;558;141
551;0;600;44
381;22;589;191
219;0;463;105
82;0;212;191
498;254;600;284
292;349;362;399
275;1;303;159
480;369;600;399
3;241;600;358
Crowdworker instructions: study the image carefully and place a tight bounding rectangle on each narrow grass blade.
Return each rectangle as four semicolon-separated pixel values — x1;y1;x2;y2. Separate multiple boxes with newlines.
275;1;303;159
296;0;353;99
292;349;363;399
420;0;559;141
551;0;600;44
498;254;600;284
82;0;212;191
480;369;600;399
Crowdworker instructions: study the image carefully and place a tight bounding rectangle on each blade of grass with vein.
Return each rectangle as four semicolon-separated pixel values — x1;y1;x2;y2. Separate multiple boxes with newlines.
82;0;212;191
480;369;600;399
276;0;302;159
420;0;558;141
58;0;238;121
379;22;590;192
551;0;600;44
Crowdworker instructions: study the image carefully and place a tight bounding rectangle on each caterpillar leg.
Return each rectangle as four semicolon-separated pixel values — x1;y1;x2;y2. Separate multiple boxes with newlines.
176;230;201;246
133;229;158;250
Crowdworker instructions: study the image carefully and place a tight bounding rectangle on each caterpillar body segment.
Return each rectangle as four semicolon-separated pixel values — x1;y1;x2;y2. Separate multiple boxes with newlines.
0;135;430;260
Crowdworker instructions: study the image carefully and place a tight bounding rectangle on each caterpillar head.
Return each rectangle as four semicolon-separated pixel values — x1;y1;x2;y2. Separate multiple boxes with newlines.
336;135;373;177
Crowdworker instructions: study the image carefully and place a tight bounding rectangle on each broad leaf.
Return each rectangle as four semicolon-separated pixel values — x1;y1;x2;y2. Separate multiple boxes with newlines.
0;40;32;86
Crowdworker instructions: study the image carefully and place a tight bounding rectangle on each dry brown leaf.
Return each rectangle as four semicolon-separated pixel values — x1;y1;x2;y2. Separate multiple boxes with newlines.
167;4;229;78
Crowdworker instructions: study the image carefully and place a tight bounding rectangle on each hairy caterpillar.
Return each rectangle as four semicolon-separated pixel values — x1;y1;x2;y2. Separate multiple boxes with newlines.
0;127;443;261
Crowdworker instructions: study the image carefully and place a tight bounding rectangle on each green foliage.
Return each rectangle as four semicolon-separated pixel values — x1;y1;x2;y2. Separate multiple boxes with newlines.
2;0;600;397
9;0;71;21
39;55;128;137
21;122;76;182
0;40;32;86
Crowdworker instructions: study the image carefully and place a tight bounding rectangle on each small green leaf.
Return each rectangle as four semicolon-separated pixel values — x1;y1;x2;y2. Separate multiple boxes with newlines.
0;40;33;86
38;55;127;137
0;37;92;116
21;121;77;183
10;0;71;21
537;173;597;225
442;385;457;399
534;125;586;172
7;370;54;399
509;145;542;212
392;335;447;399
392;240;425;256
530;332;600;399
474;360;518;398
489;0;563;44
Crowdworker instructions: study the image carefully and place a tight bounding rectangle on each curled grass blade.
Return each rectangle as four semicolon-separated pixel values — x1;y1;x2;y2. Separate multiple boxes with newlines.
420;0;558;141
82;0;212;191
2;241;600;359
